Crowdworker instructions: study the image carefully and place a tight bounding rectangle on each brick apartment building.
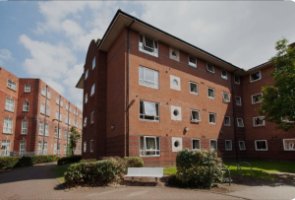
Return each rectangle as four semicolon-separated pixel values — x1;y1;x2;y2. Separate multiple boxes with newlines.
0;67;82;157
76;10;294;165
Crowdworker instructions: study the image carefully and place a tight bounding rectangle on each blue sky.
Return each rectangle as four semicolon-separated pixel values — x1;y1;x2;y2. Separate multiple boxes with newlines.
1;1;295;109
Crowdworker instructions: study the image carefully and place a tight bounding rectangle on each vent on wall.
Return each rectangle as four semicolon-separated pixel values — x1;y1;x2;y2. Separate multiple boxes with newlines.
172;137;183;152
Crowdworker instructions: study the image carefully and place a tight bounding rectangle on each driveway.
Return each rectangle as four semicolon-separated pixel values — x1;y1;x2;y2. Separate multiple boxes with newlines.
0;163;294;200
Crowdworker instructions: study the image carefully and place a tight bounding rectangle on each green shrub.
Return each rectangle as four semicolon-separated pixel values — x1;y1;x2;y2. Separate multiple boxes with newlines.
64;159;125;186
32;155;58;164
175;149;223;188
57;155;82;166
0;157;19;170
15;156;33;168
124;157;144;167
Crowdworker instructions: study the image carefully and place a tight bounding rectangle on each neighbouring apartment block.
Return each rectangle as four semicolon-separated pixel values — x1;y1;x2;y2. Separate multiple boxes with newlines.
0;67;83;157
76;10;295;165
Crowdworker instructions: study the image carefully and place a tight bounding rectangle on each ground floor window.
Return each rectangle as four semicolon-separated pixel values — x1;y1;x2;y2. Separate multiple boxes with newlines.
210;140;217;151
19;140;26;156
140;136;160;156
83;141;87;153
37;141;48;155
1;140;10;156
192;139;201;150
90;140;94;153
283;139;295;151
255;140;268;151
225;140;232;151
238;141;246;151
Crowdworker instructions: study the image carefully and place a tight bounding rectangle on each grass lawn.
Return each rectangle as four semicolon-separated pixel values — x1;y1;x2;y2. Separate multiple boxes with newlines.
53;164;70;183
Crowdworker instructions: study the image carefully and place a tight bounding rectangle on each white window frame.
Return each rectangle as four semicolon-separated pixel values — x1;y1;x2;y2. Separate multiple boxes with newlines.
84;93;88;104
236;118;244;127
225;140;232;151
5;97;14;112
189;81;198;95
192;139;201;151
253;116;266;127
23;101;29;112
139;136;160;157
21;120;28;135
191;109;201;123
92;57;96;70
283;139;295;151
7;79;16;91
139;66;159;89
209;112;216;125
206;64;215;73
188;56;197;68
83;141;87;153
250;71;262;82
235;96;242;106
84;69;89;80
208;87;215;99
221;70;228;80
170;75;181;91
90;111;95;124
238;141;246;151
251;93;263;104
255;140;268;151
138;35;158;57
3;118;13;134
83;117;88;127
224;116;231;126
139;100;159;121
19;140;26;156
90;83;95;96
210;139;218;151
171;105;182;121
222;92;231;103
24;84;31;93
1;140;11;156
169;48;180;61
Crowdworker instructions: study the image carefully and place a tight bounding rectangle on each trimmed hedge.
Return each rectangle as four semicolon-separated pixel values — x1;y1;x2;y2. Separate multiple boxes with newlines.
174;150;223;188
0;157;19;170
57;155;82;166
124;157;144;167
32;155;58;164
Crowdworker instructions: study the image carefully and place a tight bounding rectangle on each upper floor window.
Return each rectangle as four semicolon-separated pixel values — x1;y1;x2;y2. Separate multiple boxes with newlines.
22;101;29;112
255;140;268;151
209;112;216;124
41;87;46;96
92;57;96;70
221;70;228;80
24;84;31;93
250;71;262;82
225;140;232;151
251;93;263;104
253;116;265;127
171;105;182;121
235;96;242;106
239;141;246;151
140;100;159;121
224;116;231;126
83;117;88;127
188;56;197;68
170;75;181;91
236;117;244;127
222;92;231;103
191;109;200;123
210;140;217;151
90;111;95;124
139;66;159;89
5;97;14;112
206;64;215;73
7;79;16;91
234;75;240;84
283;139;295;151
169;48;180;61
139;35;158;57
3;118;13;134
84;69;89;80
208;87;215;99
90;83;95;96
21;120;28;135
189;82;198;95
84;93;88;104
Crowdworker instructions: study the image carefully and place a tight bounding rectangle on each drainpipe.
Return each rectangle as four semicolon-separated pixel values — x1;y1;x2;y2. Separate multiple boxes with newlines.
231;70;239;163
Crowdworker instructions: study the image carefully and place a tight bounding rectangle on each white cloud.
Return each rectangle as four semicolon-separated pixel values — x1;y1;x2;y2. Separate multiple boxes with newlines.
0;48;12;66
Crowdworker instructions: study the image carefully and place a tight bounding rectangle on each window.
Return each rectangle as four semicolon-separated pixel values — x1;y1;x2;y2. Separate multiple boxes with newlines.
45;124;49;136
169;48;180;61
206;64;215;73
139;35;158;57
5;97;14;112
235;96;242;106
188;56;197;68
250;71;262;82
192;139;201;150
90;111;95;124
221;70;228;80
140;136;160;156
83;141;87;153
84;93;88;104
209;112;216;124
3;118;13;134
24;84;31;93
253;116;265;127
283;139;295;151
191;109;200;123
83;117;88;127
234;75;240;84
1;140;10;156
41;87;46;96
210;140;217;151
255;140;268;151
92;57;96;70
19;140;26;156
225;140;232;151
84;69;89;80
189;82;198;95
208;88;215;99
236;118;244;127
40;103;45;114
54;127;61;138
171;105;182;121
7;79;16;91
21;120;28;135
224;116;231;126
170;75;181;91
90;83;95;96
251;93;263;104
64;144;67;155
23;101;29;112
139;66;159;89
90;140;94;153
239;141;246;151
38;122;44;135
140;101;159;121
222;92;231;103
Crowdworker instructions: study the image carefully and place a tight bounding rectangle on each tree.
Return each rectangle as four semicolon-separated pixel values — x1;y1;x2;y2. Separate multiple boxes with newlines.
260;39;295;131
69;127;81;155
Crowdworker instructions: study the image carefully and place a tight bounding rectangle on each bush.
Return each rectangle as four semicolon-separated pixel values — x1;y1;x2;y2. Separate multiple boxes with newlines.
32;155;58;164
57;155;82;166
64;159;124;186
15;156;33;168
124;157;144;167
0;157;19;170
175;150;223;188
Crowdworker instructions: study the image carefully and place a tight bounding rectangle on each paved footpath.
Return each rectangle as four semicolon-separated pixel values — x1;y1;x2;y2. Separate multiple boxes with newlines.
0;163;295;200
